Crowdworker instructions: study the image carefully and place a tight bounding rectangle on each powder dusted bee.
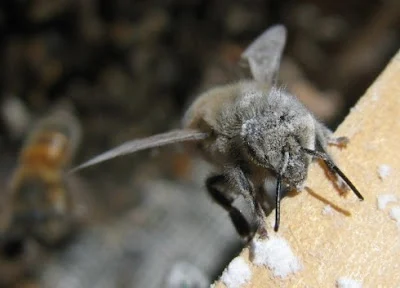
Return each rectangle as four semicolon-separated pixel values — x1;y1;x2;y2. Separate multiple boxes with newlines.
6;105;82;246
71;25;363;240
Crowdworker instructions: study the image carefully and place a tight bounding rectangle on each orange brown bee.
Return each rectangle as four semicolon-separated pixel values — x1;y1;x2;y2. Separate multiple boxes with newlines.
6;105;81;246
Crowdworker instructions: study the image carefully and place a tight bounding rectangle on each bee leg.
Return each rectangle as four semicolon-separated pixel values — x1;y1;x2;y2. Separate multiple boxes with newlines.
253;186;274;238
328;136;349;147
253;201;268;239
302;148;364;201
226;167;268;238
315;122;348;148
314;126;355;192
206;174;254;241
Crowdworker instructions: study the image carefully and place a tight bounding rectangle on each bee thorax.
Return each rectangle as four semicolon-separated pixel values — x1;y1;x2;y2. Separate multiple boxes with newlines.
241;118;264;139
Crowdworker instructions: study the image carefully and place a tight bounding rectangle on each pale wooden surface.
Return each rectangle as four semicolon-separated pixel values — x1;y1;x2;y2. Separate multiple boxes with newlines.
214;50;400;288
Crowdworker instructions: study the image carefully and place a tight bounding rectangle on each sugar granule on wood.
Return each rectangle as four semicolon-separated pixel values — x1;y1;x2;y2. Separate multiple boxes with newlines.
376;194;398;210
377;164;391;180
251;236;302;278
322;205;334;215
336;277;362;288
220;257;252;288
389;206;400;226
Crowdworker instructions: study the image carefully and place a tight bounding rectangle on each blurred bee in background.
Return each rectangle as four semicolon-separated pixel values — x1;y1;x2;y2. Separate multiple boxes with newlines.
3;102;82;248
70;25;363;241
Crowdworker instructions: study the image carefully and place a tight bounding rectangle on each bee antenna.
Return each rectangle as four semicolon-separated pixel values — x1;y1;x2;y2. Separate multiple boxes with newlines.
301;147;364;201
274;151;289;232
274;174;282;232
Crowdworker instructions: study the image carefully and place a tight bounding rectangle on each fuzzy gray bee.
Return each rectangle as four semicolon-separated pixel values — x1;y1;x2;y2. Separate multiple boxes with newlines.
70;25;363;240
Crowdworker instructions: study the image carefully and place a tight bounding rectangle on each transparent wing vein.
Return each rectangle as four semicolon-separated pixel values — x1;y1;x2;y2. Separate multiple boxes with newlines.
241;24;287;85
70;129;208;173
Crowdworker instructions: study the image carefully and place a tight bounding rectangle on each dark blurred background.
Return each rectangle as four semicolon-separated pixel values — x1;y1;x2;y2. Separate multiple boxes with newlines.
0;0;398;287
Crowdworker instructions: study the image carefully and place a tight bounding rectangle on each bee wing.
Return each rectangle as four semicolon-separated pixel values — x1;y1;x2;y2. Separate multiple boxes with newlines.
241;24;287;85
69;129;208;173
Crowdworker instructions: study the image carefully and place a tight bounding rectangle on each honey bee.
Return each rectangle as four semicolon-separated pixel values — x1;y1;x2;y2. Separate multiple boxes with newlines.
4;103;82;247
70;25;363;240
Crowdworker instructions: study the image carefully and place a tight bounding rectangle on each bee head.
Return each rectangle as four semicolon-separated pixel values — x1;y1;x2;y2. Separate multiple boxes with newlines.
240;116;308;188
